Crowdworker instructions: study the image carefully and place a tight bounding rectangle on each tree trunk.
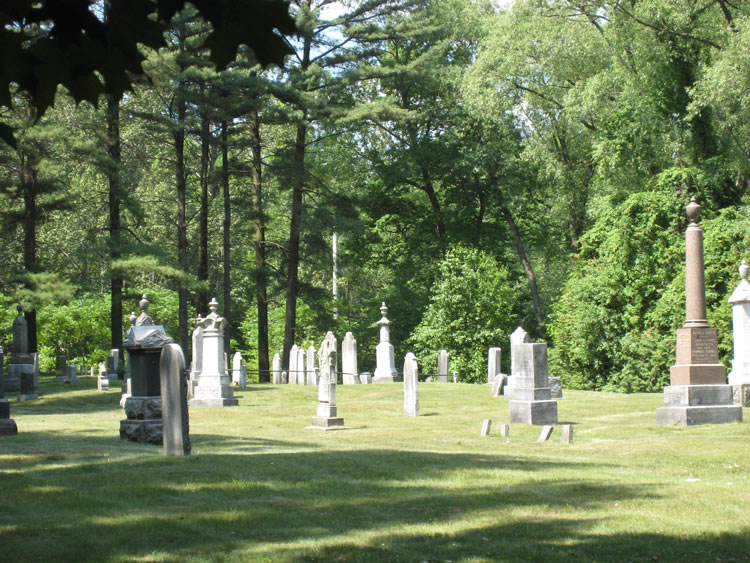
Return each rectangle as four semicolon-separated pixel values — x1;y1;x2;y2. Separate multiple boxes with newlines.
20;150;38;353
495;187;545;335
249;109;270;382
198;106;210;314
107;93;123;354
221;120;232;365
175;31;189;355
420;166;446;238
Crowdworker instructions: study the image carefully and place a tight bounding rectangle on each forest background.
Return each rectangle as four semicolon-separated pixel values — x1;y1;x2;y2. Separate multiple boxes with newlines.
1;0;749;391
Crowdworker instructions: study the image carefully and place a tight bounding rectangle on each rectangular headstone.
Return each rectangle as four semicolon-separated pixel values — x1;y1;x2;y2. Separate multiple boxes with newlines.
359;372;372;384
537;425;554;442
487;347;501;384
437;350;449;383
342;332;359;384
499;423;510;437
160;343;191;456
491;374;507;397
561;424;573;444
272;353;281;384
289;344;299;385
403;353;419;417
480;419;492;437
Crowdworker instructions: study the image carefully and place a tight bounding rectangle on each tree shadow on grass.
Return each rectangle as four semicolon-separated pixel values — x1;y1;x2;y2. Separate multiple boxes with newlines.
0;431;679;561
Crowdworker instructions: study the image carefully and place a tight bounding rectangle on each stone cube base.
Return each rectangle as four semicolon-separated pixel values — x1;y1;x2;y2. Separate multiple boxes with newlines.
663;384;733;406
513;387;552;401
0;418;18;435
190;397;238;408
119;419;162;444
509;399;558;425
306;416;349;431
669;364;726;385
733;384;750;407
656;405;742;426
125;396;162;419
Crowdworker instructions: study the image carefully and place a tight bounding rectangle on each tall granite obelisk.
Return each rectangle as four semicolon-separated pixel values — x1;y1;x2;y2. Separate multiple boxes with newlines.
656;197;742;425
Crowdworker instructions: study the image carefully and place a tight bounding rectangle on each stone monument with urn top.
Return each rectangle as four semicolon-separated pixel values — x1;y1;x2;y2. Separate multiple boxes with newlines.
656;198;742;425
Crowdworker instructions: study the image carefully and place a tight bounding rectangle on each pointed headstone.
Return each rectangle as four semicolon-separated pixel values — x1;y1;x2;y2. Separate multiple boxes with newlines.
160;343;191;456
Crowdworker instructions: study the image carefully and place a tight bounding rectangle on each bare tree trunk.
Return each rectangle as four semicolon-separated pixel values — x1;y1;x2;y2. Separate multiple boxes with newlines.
175;30;189;354
198;106;210;314
107;93;123;354
20;149;38;353
249;109;270;381
221;120;232;364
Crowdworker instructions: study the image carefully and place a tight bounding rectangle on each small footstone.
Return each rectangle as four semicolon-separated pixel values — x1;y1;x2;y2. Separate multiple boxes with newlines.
499;424;510;437
561;424;573;444
480;419;492;436
537;425;553;442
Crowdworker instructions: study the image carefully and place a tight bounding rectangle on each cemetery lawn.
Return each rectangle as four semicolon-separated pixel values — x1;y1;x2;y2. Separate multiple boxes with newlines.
1;378;749;562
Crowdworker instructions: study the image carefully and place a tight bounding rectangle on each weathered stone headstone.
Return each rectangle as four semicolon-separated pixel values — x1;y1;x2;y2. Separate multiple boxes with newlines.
18;351;38;401
6;302;33;393
548;376;563;399
487;347;501;385
55;354;67;382
403;352;419;417
296;346;306;386
160;343;191;456
281;371;288;385
0;346;18;435
507;327;531;398
359;372;372;384
509;341;558;425
373;303;398;383
491;374;507;397
480;419;492;436
106;349;120;380
188;324;204;396
65;365;79;384
120;312;136;406
342;332;359;385
656;199;742;425
272;353;281;384
318;332;337;382
306;346;348;431
306;346;317;386
121;296;174;444
561;424;574;444
289;344;299;385
499;423;510;437
452;371;459;383
437;349;449;383
190;298;238;407
537;425;554;442
728;260;750;406
232;351;243;386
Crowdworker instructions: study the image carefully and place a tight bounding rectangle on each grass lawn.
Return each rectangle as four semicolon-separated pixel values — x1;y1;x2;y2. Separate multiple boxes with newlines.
1;377;748;562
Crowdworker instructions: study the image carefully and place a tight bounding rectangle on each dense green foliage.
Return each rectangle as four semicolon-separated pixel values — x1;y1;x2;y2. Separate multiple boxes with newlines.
2;0;750;390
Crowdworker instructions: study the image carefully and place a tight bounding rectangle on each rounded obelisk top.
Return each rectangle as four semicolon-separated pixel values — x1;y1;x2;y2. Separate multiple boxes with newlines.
686;196;701;224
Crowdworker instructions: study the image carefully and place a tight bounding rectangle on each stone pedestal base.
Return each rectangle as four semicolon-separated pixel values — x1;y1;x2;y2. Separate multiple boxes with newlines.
306;417;348;431
656;385;742;426
733;383;750;407
119;419;162;444
190;397;238;407
509;399;558;425
6;363;33;393
669;364;727;385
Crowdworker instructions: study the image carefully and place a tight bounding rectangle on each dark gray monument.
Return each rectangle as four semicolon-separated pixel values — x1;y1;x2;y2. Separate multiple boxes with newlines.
120;296;174;444
6;302;33;393
0;346;18;435
160;343;191;456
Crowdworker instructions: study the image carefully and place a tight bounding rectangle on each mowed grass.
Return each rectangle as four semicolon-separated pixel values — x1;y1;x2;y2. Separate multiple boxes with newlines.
1;377;748;562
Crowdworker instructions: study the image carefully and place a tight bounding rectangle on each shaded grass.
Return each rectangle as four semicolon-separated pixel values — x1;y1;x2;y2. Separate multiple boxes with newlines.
1;377;748;562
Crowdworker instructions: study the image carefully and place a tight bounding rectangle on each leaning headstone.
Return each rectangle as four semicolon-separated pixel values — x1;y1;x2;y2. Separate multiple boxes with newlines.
561;424;574;444
306;346;317;386
190;298;238;408
272;353;281;384
537;425;554;442
306;346;348;431
728;260;750;406
6;302;33;393
509;341;558;425
437;350;449;383
548;376;563;399
656;199;742;425
373;303;398;383
341;332;359;385
120;296;174;444
403;353;419;417
160;343;191;456
480;419;492;436
491;374;507;397
499;424;510;437
289;344;299;385
487;347;501;385
0;346;18;435
359;372;372;384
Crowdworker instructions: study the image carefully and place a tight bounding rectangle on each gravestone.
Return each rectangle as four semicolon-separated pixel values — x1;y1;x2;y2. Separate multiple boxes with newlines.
480;419;492;436
507;327;531;398
188;323;204;396
296;346;306;385
373;303;398;383
0;346;18;435
403;353;419;417
120;312;137;407
6;302;33;393
306;346;317;386
342;332;359;385
728;261;750;406
548;376;563;399
272;353;281;384
55;354;67;382
306;346;348;431
509;341;558;425
97;364;110;391
360;372;372;384
106;349;120;380
18;351;38;401
537;425;554;442
499;423;510;437
281;371;288;385
232;352;242;386
289;344;299;385
491;374;507;397
190;298;238;408
65;365;79;384
120;296;174;444
318;332;338;383
656;199;742;425
487;347;501;385
437;350;449;383
453;371;459;383
160;343;191;456
561;424;574;444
